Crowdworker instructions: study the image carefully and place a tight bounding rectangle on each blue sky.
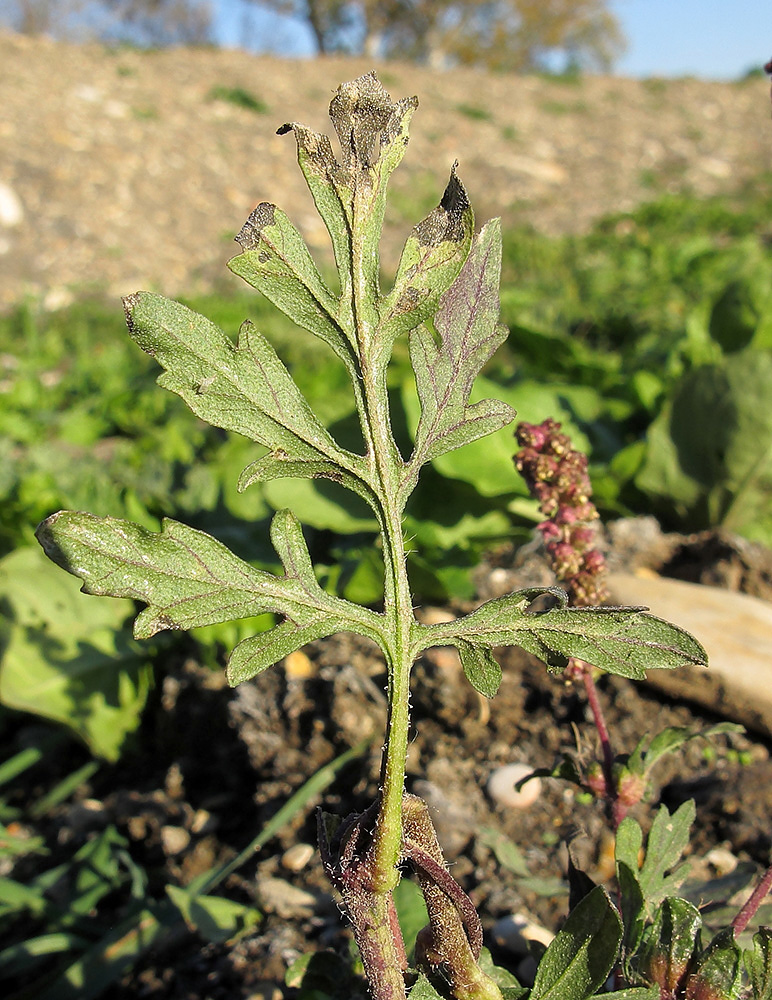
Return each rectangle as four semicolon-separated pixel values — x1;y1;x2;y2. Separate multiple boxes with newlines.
215;0;772;80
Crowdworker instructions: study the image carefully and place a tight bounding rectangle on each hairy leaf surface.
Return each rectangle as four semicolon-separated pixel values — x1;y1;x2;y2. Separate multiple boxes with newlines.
36;510;382;657
414;589;708;693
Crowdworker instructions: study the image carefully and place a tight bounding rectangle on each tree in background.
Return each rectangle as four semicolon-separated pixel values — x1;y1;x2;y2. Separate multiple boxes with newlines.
4;0;212;45
249;0;625;70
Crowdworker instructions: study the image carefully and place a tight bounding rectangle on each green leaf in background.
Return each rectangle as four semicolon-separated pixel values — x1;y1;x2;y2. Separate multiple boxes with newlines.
406;220;515;483
637;349;772;544
414;590;708;691
530;886;622;1000
477;827;530;877
165;884;260;944
392;877;428;960
0;548;151;761
402;375;595;499
627;722;744;777
709;277;763;353
261;477;378;533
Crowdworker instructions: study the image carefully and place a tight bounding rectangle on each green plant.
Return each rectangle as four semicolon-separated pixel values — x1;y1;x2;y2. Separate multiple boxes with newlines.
35;73;756;1000
455;103;493;122
207;84;268;114
513;416;772;999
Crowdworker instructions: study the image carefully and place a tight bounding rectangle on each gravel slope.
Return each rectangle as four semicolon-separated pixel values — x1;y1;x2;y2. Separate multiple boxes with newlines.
1;31;771;310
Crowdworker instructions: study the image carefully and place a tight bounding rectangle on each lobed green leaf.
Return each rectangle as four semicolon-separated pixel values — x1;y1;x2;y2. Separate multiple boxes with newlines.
638;802;695;905
406;219;516;485
413;589;708;694
378;165;474;351
228;203;358;362
124;292;367;496
35;511;383;664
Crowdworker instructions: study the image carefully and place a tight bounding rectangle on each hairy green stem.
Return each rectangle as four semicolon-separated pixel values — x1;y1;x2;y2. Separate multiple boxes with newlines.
348;177;416;893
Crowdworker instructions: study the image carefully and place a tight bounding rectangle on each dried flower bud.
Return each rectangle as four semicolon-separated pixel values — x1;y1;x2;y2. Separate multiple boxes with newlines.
585;761;608;799
613;764;645;808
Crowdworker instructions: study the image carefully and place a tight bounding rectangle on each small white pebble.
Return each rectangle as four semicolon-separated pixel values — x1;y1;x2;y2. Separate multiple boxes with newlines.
281;842;315;872
161;825;190;856
190;808;215;835
487;763;542;809
492;913;555;957
706;847;738;876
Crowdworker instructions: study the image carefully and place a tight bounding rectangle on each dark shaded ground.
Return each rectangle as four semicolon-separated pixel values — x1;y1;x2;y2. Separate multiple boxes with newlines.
5;518;772;999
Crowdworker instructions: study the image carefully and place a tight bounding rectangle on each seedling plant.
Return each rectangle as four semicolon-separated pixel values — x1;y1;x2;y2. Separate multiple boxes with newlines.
35;74;772;999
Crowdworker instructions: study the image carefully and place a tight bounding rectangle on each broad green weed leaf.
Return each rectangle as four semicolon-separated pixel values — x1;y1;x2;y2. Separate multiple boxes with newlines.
379;166;474;347
407;220;515;480
414;590;708;683
530;886;622;1000
0;548;150;761
637;350;772;544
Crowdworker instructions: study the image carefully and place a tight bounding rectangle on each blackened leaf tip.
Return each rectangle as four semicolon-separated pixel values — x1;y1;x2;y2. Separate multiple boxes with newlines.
235;202;277;250
276;122;293;136
440;166;470;215
122;292;141;331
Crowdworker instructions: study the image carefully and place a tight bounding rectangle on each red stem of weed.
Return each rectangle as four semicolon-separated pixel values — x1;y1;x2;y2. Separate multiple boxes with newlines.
732;862;772;937
581;665;628;828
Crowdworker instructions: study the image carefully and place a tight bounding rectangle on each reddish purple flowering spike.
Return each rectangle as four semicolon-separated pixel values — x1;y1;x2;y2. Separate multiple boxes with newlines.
513;418;608;607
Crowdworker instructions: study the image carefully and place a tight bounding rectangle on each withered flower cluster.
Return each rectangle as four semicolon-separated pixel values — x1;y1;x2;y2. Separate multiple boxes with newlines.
514;418;608;607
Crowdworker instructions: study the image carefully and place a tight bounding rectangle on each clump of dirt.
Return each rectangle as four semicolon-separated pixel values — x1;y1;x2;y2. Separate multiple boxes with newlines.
6;517;772;999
